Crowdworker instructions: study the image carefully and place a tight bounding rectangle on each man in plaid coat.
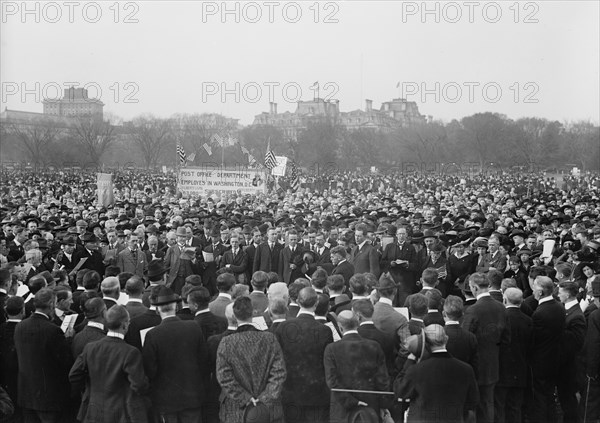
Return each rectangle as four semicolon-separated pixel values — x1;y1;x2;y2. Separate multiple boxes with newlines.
216;296;286;423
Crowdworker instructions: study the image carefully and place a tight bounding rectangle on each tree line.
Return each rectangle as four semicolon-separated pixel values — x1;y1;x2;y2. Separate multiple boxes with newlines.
1;112;598;172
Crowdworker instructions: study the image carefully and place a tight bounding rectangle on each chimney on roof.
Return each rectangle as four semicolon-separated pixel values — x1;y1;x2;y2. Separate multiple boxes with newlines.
269;102;277;115
365;99;373;112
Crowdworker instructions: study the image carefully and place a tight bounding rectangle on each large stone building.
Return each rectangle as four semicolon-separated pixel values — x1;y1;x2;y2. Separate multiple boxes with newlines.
252;97;428;139
43;87;104;120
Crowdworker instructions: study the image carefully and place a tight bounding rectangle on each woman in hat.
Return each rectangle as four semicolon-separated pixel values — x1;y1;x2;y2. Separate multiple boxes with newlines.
447;238;476;298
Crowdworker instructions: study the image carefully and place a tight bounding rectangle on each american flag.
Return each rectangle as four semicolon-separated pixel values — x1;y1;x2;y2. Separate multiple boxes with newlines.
176;145;186;165
212;133;224;147
289;160;300;190
264;140;277;169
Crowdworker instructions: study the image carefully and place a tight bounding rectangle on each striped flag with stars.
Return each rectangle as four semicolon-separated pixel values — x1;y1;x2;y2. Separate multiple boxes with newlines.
289;160;300;190
264;140;277;170
176;145;186;165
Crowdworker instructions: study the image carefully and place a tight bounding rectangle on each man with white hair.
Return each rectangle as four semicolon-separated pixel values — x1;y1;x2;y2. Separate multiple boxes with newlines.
395;324;479;423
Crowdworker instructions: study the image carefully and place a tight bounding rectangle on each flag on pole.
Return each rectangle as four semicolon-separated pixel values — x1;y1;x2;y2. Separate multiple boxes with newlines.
264;141;277;169
289;160;300;190
176;145;186;165
203;143;212;156
212;134;224;147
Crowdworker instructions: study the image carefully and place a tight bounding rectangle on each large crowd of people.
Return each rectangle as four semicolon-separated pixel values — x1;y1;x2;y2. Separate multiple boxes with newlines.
0;167;600;423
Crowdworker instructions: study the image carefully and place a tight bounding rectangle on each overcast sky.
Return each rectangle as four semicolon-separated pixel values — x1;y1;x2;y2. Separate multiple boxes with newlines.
1;1;598;125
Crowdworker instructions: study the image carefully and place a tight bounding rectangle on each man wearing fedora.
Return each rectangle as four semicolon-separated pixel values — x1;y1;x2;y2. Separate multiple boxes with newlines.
200;226;230;297
143;286;209;423
164;226;200;295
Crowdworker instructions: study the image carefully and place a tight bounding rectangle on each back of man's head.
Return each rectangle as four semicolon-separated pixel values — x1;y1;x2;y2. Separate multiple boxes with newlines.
425;289;443;311
469;272;490;291
349;274;368;296
251;271;268;291
83;271;101;291
297;287;318;309
421;268;439;287
408;293;428;319
101;277;120;299
28;275;47;294
443;295;463;321
33;288;55;310
105;305;129;331
425;324;449;350
315;293;330;317
337;309;358;332
501;278;517;292
268;297;288;319
311;268;328;290
289;281;305;302
488;269;503;289
233;296;253;322
267;282;289;301
83;297;106;321
326;274;345;294
503;287;523;306
125;276;144;297
216;273;236;293
188;286;211;310
352;298;374;320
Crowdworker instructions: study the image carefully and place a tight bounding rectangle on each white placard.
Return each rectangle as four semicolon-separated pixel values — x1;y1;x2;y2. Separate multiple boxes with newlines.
271;156;288;177
178;167;267;197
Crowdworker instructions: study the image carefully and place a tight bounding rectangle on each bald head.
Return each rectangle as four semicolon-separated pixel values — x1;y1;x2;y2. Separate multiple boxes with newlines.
503;287;523;306
337;310;358;333
425;324;448;350
101;277;120;299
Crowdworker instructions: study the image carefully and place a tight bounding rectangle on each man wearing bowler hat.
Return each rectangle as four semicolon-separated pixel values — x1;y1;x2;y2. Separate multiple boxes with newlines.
73;233;105;277
143;286;209;423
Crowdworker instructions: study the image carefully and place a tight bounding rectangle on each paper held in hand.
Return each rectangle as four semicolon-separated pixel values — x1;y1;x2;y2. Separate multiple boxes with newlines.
202;251;214;262
61;314;78;334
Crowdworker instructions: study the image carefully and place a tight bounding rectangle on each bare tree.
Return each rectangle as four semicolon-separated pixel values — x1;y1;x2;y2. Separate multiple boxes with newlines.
72;118;117;165
3;117;63;164
129;115;172;168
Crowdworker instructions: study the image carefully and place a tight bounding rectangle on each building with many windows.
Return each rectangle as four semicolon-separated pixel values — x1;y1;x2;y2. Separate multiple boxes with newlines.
42;87;104;120
252;97;428;139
